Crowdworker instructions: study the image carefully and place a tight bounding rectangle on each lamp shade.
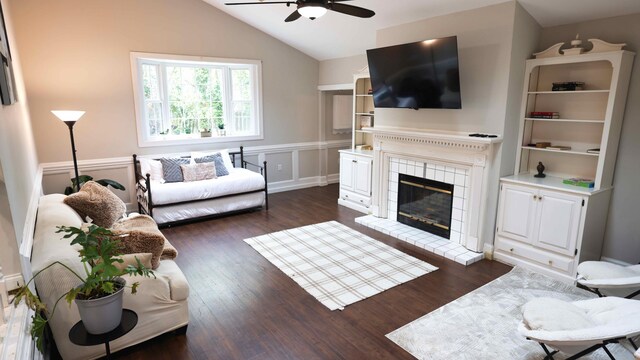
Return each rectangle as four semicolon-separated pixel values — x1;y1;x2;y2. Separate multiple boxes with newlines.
51;110;85;122
298;4;327;19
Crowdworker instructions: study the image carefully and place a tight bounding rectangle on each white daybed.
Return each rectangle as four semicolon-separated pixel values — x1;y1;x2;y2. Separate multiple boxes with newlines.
133;146;268;226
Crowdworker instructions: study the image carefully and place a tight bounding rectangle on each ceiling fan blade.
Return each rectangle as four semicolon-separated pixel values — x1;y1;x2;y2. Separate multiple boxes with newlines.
285;10;301;22
329;3;375;18
225;1;293;5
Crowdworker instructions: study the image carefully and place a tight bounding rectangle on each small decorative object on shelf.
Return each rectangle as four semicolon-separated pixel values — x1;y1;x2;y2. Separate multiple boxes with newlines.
200;130;212;138
533;43;564;58
359;115;373;128
586;39;626;54
552;82;584;91
530;111;559;119
562;178;595;188
563;34;584;56
534;162;546;178
535;142;551;148
586;148;600;154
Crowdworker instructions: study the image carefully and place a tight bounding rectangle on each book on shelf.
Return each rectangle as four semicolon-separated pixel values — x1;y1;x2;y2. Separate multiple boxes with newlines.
530;111;560;119
562;178;594;188
546;145;572;150
586;148;600;154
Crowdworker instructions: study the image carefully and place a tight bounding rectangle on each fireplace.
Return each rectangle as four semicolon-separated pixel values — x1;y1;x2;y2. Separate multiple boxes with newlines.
397;174;454;239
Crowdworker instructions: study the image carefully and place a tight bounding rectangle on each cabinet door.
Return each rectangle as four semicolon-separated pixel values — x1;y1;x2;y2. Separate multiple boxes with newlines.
534;190;583;256
353;157;372;196
497;183;537;243
340;154;355;191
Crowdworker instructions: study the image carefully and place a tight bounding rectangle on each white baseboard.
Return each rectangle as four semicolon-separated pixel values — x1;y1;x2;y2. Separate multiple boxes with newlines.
4;273;24;291
600;256;633;266
483;243;494;261
269;176;325;193
326;173;340;184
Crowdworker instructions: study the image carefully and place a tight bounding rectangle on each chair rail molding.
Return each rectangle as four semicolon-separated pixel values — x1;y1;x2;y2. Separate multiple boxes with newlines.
40;140;350;211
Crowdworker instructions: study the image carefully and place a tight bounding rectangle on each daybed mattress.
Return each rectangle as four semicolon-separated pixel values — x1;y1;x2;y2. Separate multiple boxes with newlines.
152;191;265;224
149;167;265;205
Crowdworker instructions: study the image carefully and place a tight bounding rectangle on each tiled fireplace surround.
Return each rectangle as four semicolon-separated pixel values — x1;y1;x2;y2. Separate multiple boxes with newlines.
355;128;501;266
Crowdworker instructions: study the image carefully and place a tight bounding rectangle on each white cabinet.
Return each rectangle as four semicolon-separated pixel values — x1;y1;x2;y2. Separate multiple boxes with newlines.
338;150;372;213
495;181;587;279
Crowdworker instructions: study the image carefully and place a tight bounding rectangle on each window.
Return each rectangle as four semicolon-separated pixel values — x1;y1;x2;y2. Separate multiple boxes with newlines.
131;52;263;147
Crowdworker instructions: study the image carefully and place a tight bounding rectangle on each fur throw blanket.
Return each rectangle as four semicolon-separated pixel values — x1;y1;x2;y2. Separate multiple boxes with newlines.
111;214;178;269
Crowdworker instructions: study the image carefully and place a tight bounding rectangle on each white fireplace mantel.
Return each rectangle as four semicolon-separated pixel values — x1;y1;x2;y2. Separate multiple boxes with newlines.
367;126;502;252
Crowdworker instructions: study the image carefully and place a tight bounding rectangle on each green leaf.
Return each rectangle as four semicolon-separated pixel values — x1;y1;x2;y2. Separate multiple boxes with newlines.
31;312;47;353
65;288;81;305
95;179;126;191
131;282;139;294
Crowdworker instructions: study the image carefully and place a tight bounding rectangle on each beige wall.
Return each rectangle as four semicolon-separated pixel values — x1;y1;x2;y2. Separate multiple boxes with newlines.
538;13;640;264
318;54;367;86
10;0;320;164
0;0;39;279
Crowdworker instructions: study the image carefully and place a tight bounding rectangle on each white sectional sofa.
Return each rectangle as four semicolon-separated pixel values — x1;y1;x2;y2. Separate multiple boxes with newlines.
133;146;268;226
31;194;190;360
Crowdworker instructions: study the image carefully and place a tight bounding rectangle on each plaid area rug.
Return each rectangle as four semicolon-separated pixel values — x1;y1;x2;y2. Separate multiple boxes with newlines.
244;221;438;310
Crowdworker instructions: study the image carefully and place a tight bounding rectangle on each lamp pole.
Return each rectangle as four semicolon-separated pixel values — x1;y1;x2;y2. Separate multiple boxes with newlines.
65;121;81;192
51;110;85;192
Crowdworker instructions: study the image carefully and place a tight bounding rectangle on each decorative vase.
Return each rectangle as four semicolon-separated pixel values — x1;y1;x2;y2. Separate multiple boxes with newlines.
74;278;125;334
534;162;546;178
200;131;211;138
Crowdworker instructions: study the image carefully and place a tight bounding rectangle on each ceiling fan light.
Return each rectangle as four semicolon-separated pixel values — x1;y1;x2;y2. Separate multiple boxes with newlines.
298;4;327;19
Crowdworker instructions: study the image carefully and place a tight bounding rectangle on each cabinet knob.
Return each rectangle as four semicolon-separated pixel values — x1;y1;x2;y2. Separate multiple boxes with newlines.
539;195;544;200
548;260;553;266
352;160;357;163
533;195;538;200
510;248;514;252
360;200;363;203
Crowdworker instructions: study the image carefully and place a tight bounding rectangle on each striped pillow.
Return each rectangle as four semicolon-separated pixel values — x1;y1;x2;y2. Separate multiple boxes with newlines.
160;157;190;183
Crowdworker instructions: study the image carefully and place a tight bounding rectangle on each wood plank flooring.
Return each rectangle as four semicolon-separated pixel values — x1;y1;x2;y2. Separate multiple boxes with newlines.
116;184;512;359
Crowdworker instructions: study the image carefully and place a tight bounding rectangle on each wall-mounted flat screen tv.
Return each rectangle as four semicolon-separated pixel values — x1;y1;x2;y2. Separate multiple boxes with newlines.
366;36;461;110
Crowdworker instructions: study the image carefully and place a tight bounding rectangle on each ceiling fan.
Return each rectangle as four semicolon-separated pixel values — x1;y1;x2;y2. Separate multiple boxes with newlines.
224;0;375;22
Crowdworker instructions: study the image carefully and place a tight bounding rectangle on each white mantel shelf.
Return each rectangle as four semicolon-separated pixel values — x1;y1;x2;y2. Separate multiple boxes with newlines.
363;127;503;149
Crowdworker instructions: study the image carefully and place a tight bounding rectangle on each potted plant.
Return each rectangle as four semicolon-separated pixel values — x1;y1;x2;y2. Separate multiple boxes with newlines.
13;224;154;352
216;122;225;136
64;175;126;195
200;128;212;138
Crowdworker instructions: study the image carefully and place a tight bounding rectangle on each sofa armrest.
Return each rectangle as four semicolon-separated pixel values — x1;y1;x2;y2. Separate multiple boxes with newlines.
153;260;189;301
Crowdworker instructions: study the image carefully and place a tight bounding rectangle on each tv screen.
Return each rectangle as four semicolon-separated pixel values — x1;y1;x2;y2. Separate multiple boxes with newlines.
366;36;461;109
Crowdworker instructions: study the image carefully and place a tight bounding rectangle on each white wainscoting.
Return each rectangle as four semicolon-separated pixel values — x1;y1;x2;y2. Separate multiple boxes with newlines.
40;140;349;212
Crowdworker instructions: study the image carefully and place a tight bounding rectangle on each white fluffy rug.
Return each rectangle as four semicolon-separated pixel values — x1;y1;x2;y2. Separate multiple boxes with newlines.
244;221;438;310
387;267;638;359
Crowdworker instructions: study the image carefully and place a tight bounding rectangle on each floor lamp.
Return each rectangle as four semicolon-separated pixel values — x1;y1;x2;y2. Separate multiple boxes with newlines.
51;110;85;192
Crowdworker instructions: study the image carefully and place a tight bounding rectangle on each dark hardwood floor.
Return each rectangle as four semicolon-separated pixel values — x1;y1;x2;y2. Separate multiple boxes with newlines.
116;184;512;359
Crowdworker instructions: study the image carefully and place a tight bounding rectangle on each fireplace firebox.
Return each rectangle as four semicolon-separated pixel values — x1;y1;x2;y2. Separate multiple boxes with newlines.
397;174;454;239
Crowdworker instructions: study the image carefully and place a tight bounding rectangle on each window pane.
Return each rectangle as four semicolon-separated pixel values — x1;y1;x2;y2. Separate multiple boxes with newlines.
142;64;160;100
231;69;251;101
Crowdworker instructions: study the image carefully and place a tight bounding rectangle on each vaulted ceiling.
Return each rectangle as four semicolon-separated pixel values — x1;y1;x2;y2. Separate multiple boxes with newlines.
203;0;640;61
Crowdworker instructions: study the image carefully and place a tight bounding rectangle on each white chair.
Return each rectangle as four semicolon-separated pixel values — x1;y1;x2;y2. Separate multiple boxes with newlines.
518;297;640;359
577;261;640;299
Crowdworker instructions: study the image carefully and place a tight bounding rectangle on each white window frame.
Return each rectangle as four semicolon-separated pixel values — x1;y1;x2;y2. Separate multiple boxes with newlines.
130;52;264;147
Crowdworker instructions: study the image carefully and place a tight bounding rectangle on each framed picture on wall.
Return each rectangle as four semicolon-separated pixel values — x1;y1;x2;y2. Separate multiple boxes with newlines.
0;2;16;105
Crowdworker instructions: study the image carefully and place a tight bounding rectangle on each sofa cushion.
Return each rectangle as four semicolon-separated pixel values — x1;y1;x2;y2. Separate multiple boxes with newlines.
160;157;190;183
64;181;126;227
111;214;170;269
194;153;229;176
180;162;216;182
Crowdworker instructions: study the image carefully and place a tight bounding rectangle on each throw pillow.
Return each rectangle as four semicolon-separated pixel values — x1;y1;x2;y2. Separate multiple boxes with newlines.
138;158;165;182
111;214;169;269
64;181;126;228
194;153;229;176
180;162;216;182
160;157;190;183
192;149;235;170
